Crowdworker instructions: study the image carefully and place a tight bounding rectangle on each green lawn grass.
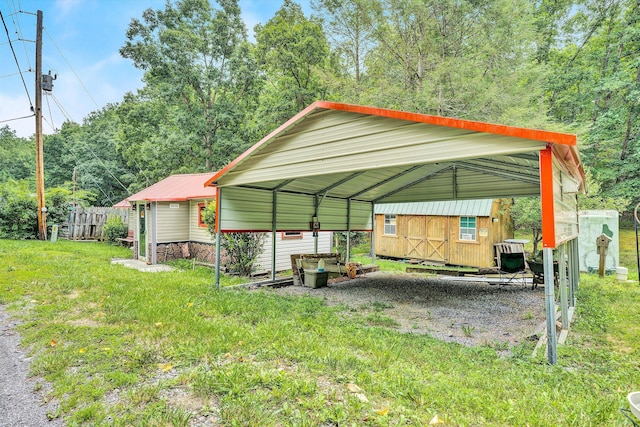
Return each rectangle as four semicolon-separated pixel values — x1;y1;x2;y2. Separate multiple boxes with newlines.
1;237;639;426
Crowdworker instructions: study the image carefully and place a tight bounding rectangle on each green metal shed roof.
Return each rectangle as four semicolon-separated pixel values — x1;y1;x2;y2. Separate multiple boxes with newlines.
375;199;495;216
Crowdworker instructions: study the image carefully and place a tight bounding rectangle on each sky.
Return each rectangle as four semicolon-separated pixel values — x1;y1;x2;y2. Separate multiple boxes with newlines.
0;0;311;138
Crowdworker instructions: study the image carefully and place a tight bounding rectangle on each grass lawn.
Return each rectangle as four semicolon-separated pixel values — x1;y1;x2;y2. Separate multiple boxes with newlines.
1;235;639;426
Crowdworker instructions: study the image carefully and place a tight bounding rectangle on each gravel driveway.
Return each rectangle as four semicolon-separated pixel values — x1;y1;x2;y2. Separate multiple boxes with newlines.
268;272;547;348
0;308;62;427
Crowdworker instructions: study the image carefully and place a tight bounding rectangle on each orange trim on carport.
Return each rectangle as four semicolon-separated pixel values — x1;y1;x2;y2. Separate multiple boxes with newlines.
204;101;579;188
315;101;577;146
540;146;556;249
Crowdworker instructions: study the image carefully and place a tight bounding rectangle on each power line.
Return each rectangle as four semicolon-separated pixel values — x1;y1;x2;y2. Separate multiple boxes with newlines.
50;93;74;123
0;9;34;111
0;71;28;78
6;0;33;71
44;27;100;110
48;95;130;194
0;113;34;123
64;144;116;205
44;95;56;131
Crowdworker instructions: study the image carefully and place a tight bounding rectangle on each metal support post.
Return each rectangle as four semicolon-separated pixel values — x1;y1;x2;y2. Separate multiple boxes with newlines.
370;203;376;263
271;191;277;281
558;243;569;330
346;199;351;262
544;247;557;364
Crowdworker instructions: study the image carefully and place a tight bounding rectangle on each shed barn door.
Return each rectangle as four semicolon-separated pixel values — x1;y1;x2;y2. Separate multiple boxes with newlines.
405;216;427;259
425;217;448;262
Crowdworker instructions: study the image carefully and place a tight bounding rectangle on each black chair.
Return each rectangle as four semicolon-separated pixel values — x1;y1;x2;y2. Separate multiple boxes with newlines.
498;252;527;287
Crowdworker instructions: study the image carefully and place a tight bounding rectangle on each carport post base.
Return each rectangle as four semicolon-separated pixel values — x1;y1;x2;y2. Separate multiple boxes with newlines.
544;248;557;364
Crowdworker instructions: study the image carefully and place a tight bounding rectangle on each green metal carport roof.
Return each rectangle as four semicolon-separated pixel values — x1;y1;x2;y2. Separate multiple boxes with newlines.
205;101;584;239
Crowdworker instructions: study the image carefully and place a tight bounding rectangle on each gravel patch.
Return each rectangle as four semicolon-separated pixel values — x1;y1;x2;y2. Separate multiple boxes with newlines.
0;307;63;426
268;272;547;348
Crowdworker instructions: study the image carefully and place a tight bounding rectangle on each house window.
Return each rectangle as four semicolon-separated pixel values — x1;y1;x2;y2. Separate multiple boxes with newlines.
282;231;303;240
198;203;207;228
384;214;396;235
459;216;477;241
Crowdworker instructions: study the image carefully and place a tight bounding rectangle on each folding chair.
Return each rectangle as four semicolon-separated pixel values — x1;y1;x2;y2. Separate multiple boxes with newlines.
498;252;527;287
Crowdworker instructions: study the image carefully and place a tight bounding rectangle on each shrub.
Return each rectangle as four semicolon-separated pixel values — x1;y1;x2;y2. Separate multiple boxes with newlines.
0;179;97;239
0;180;38;239
103;216;128;244
334;231;370;259
221;232;266;276
200;201;265;276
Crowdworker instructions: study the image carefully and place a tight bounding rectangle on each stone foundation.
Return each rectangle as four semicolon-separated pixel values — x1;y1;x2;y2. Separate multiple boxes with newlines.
188;242;216;264
155;241;218;265
156;242;188;263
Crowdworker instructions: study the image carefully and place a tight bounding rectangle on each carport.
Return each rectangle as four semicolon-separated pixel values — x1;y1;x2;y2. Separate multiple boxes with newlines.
205;101;585;364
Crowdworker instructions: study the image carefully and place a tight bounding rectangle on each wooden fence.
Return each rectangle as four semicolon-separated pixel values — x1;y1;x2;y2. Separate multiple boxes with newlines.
64;207;129;240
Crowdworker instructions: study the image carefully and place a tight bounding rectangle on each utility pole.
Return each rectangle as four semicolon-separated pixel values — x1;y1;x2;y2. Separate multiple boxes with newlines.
35;10;47;240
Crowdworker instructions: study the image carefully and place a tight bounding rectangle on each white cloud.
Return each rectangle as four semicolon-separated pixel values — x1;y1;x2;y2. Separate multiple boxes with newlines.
54;0;85;16
0;93;36;138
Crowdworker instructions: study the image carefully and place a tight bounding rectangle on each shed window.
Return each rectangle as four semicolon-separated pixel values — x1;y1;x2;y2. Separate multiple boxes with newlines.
384;214;396;235
282;231;303;240
198;203;207;228
459;217;476;241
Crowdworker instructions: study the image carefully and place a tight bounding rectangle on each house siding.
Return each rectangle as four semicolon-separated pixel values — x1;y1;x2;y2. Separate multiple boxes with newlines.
156;202;190;243
189;200;214;243
254;232;332;274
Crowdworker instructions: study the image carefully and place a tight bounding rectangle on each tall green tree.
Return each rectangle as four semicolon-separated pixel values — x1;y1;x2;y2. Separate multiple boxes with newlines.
544;0;640;201
44;106;133;206
120;0;260;171
115;93;189;190
312;0;378;102
254;0;329;132
0;126;34;183
357;0;547;125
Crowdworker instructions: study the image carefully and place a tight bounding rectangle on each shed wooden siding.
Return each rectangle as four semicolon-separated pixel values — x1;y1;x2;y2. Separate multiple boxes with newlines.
375;200;512;268
254;232;332;274
189;200;213;243
155;202;189;243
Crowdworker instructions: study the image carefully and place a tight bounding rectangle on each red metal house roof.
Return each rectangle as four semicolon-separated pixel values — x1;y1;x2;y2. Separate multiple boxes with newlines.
125;173;217;203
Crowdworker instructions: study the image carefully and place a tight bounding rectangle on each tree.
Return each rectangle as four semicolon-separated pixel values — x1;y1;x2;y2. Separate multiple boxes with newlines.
0;180;37;239
44;106;133;206
358;0;547;125
0;126;34;182
512;197;543;256
532;0;574;64
512;169;630;257
578;169;630;212
312;0;378;102
544;1;640;202
0;180;94;239
120;0;260;172
254;0;330;131
115;93;190;190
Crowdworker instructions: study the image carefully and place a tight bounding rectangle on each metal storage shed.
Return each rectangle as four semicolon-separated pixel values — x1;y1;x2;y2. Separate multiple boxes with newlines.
205;101;585;364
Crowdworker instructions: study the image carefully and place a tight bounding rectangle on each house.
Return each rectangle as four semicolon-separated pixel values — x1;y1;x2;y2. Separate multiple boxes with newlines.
374;199;513;268
114;173;331;273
